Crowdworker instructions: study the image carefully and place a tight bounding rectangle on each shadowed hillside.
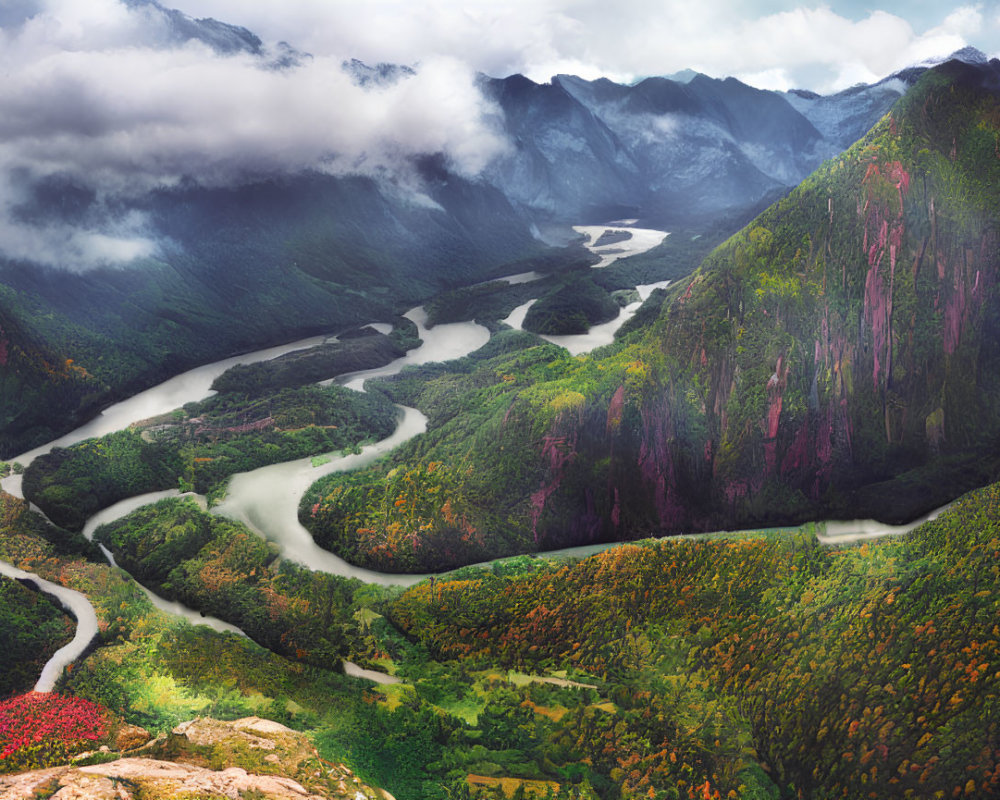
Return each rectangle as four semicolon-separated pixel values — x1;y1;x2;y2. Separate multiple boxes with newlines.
302;59;1000;571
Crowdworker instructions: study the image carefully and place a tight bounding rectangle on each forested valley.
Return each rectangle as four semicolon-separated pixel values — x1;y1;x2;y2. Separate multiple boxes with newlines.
3;54;1000;800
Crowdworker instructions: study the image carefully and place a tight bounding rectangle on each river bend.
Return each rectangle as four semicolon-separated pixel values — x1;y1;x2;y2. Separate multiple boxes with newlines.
0;560;99;693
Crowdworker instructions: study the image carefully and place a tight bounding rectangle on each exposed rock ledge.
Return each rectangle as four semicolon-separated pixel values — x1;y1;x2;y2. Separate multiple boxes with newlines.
0;716;392;800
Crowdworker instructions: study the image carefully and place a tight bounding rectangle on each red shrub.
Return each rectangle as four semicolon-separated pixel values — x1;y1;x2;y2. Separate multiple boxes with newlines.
0;692;109;772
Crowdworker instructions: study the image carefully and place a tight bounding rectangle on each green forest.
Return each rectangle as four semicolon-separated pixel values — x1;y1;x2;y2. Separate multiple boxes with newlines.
0;576;72;697
300;61;1000;573
23;381;398;530
5;469;1000;798
4;58;1000;800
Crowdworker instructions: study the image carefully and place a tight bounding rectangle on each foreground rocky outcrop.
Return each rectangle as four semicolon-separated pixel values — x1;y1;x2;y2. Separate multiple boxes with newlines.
0;717;390;800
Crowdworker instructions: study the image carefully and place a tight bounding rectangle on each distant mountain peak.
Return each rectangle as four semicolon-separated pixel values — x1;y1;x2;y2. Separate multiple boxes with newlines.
341;58;417;87
123;0;263;55
664;68;699;84
917;46;989;69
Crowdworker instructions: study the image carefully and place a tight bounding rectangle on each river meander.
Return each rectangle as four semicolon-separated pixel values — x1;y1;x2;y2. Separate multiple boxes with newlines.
0;559;99;692
2;230;958;591
0;228;964;692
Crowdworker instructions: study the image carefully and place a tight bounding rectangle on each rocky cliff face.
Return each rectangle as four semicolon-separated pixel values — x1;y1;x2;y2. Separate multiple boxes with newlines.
553;72;826;222
484;49;990;230
540;58;1000;539
303;58;1000;572
0;717;390;800
481;62;930;228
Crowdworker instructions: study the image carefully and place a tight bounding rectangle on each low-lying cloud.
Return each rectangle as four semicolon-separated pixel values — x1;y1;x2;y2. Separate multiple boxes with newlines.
2;0;991;270
0;0;511;269
167;0;992;93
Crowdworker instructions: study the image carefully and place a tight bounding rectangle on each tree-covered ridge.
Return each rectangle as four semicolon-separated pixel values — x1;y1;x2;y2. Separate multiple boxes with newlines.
302;59;1000;572
23;382;397;531
301;334;633;571
391;479;1000;799
0;488;753;799
93;496;753;798
0;491;415;797
631;59;1000;524
0;578;73;697
522;277;622;336
94;498;359;670
0;299;104;459
209;322;419;396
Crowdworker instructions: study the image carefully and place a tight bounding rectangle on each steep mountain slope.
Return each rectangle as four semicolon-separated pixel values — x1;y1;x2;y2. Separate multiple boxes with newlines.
554;72;825;222
479;63;931;229
124;0;268;56
610;57;1000;530
783;48;991;153
0;0;980;462
525;48;989;228
0;300;102;457
481;69;818;227
0;168;548;456
784;78;908;152
480;74;644;223
302;58;1000;571
389;479;1000;799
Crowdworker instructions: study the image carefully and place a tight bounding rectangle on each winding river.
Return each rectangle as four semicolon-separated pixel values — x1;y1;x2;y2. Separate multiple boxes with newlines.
79;492;248;636
329;306;489;392
503;279;672;356
815;502;953;545
0;559;99;693
9;333;345;472
211;406;431;587
574;222;670;269
0;228;961;690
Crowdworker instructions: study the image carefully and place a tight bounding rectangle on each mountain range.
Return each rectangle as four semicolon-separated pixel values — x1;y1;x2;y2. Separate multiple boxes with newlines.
300;56;1000;571
5;5;1000;798
0;1;983;456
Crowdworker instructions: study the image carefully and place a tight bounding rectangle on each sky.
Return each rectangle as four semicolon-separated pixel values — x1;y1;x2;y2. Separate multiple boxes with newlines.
0;0;995;269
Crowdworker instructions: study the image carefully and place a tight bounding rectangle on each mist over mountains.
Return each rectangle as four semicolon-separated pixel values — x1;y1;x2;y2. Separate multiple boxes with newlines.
0;0;990;456
0;0;977;273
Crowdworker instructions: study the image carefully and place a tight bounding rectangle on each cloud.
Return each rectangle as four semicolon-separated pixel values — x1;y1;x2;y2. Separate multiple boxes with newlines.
0;0;511;269
166;0;989;93
0;214;158;272
0;0;990;270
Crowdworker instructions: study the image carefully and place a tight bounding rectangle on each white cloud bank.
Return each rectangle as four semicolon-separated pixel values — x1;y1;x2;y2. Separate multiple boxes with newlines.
0;0;994;269
0;0;511;268
169;0;993;93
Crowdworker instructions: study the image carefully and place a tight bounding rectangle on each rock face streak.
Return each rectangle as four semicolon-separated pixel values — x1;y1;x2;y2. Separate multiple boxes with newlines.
520;59;1000;543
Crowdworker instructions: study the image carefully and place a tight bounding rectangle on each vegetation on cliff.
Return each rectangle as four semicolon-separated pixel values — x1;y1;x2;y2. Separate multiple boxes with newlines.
8;429;1000;798
5;58;1000;800
302;59;1000;571
94;498;359;670
390;481;1000;799
522;278;621;335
